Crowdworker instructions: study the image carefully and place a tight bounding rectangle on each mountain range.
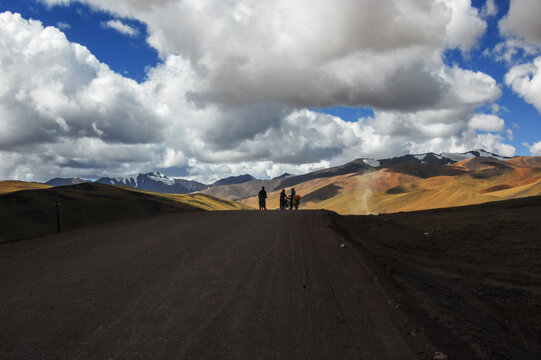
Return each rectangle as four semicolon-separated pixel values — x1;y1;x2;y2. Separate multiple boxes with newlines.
38;149;541;215
234;151;541;214
198;150;511;200
94;173;207;194
41;150;513;196
44;172;262;195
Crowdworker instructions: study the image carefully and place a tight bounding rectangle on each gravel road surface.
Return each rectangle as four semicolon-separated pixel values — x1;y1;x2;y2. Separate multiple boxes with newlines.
1;210;420;359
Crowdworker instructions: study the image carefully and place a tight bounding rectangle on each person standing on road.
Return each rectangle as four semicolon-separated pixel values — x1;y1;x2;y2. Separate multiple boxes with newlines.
279;189;288;210
258;186;267;210
289;188;296;210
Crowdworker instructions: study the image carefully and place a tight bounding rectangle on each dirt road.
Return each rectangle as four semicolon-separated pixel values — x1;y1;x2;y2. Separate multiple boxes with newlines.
1;210;421;359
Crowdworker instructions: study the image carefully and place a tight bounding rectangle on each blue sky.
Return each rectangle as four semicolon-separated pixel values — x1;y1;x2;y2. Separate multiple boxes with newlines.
456;0;540;151
0;0;540;182
0;0;159;82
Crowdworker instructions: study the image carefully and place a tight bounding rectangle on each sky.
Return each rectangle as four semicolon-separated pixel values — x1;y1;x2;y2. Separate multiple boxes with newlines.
0;0;540;183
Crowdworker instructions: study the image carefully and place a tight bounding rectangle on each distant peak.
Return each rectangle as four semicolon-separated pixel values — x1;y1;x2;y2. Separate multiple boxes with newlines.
211;174;257;187
362;158;380;167
272;173;292;180
44;177;90;186
460;149;510;161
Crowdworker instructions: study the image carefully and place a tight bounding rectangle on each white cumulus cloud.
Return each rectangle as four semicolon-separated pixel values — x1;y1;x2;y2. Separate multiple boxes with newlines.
491;0;541;66
39;0;490;111
528;141;541;155
468;114;505;132
0;2;516;182
443;0;487;51
496;0;541;148
481;0;498;18
57;21;70;29
101;19;138;37
505;56;541;113
499;0;541;46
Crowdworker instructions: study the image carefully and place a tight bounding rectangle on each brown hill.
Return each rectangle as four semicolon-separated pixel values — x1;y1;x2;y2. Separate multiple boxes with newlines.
199;178;283;201
0;182;249;242
238;156;541;215
275;158;373;189
348;167;541;214
506;155;541;168
0;180;51;194
379;162;468;178
239;169;421;210
454;156;514;171
199;158;374;201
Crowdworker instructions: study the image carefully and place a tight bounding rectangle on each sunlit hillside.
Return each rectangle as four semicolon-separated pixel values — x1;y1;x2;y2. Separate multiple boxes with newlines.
506;156;541;168
118;186;252;211
0;180;51;194
239;169;421;210
323;166;541;214
238;157;541;215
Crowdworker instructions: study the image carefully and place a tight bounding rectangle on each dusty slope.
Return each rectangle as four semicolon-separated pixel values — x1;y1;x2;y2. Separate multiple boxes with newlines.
1;211;424;360
504;156;541;168
362;167;541;214
238;156;541;215
268;163;541;215
0;183;249;242
198;178;282;201
199;158;373;201
333;195;541;359
239;169;421;210
453;157;514;171
380;162;468;178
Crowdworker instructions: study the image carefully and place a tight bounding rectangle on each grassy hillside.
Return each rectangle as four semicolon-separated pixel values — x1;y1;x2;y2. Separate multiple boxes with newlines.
0;180;52;194
0;182;250;242
118;185;251;211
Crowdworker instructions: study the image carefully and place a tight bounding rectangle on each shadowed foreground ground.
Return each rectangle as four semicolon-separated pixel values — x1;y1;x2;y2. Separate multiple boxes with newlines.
2;197;540;360
0;210;423;360
333;196;541;360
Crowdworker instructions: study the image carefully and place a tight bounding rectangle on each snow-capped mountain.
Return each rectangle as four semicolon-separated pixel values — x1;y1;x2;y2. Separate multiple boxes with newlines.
95;172;207;194
377;149;511;167
44;177;90;186
441;149;510;162
44;172;259;194
44;150;512;195
92;172;260;194
362;159;380;167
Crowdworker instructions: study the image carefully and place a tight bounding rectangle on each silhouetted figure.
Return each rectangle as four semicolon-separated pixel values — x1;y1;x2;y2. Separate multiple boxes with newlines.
258;186;267;210
289;188;296;210
279;189;288;210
